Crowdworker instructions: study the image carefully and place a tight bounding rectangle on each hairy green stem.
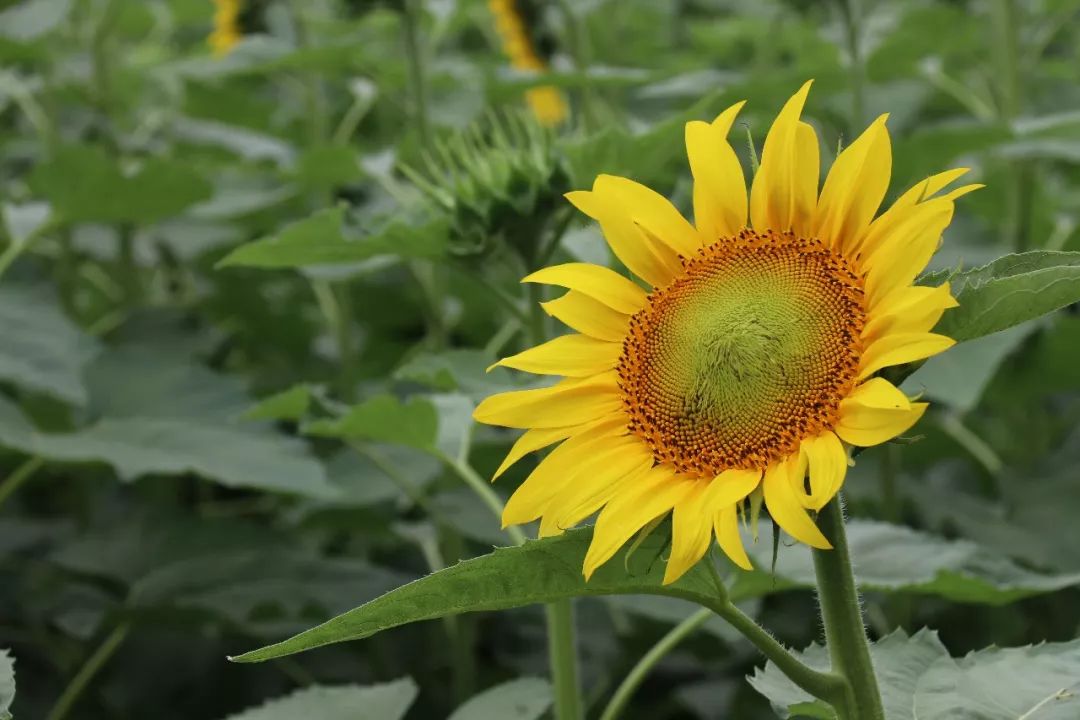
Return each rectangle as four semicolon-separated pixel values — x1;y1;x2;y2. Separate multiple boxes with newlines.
599;608;711;720
46;622;131;720
812;497;885;720
0;456;45;510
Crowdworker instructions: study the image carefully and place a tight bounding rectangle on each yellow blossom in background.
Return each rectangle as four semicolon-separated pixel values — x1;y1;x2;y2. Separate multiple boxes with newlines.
474;81;981;585
208;0;242;57
488;0;568;126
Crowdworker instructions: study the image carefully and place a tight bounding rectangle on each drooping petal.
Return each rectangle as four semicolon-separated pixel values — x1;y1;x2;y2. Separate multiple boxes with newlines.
835;401;928;447
891;168;971;210
593;174;703;256
750;81;818;234
502;417;626;526
701;467;761;511
852;169;973;257
539;438;655;536
714;505;752;570
763;455;832;549
583;465;695;580
664;483;714;584
813;114;891;253
493;425;578;480
541;290;631;342
473;372;622;428
492;333;621;377
522;263;647;314
566;188;681;287
858;332;955;380
862;282;958;341
686;101;748;241
799;431;848;510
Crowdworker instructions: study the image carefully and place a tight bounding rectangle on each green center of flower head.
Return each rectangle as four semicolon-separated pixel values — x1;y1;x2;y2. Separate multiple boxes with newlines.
618;229;866;477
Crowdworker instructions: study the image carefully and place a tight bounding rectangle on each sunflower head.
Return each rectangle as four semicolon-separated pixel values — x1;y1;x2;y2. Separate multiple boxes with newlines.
474;81;981;584
403;112;570;261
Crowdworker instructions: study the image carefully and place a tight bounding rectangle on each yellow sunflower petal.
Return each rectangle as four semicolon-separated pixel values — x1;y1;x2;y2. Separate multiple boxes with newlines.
751;82;820;235
473;372;622;428
763;456;832;549
835;401;928;447
493;425;578;480
701;467;761;511
858;332;956;380
583;465;695;580
541;290;631;342
522;262;647;315
862;200;955;306
664;484;714;584
492;333;621;377
502;417;626;526
539;439;654;536
844;377;911;410
892;167;970;209
714;505;752;570
593;174;703;256
686;101;748;240
799;431;848;510
566;188;681;288
813;114;891;252
863;282;958;341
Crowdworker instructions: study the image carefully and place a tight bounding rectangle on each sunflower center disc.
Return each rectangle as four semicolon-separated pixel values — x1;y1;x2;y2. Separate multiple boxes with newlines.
618;228;867;477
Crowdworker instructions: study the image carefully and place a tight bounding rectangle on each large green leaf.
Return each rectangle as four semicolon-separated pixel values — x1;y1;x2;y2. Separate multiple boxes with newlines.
222;679;417;720
0;0;72;40
732;520;1080;605
0;282;97;405
914;640;1080;719
750;629;951;719
30;146;212;224
216;207;445;269
448;678;552;720
229;528;724;662
0;347;335;498
751;630;1080;720
926;251;1080;343
303;394;440;450
0;648;13;720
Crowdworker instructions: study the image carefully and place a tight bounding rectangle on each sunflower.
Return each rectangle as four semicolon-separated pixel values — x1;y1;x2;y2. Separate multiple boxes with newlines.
473;81;979;584
487;0;568;127
208;0;242;58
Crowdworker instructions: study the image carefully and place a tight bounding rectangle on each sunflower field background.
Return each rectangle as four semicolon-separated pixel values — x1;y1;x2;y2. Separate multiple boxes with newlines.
2;0;1080;718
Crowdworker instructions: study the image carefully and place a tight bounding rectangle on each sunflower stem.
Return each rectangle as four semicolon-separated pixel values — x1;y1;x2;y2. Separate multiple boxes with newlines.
837;0;866;129
402;0;432;151
46;622;131;720
598;608;711;720
811;496;885;720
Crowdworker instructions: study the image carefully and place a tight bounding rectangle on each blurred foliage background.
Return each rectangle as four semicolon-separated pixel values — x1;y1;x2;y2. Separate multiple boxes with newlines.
1;0;1079;718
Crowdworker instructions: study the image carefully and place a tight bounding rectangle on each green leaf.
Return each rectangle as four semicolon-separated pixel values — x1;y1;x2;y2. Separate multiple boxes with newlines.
229;528;723;662
914;640;1080;719
926;251;1080;343
303;394;439;451
394;349;527;401
0;0;72;40
732;520;1080;606
222;679;417;720
902;322;1036;412
0;347;336;498
216;207;445;269
294;145;365;190
750;629;950;720
0;648;13;720
0;282;97;405
242;384;313;422
30;146;212;224
448;678;552;720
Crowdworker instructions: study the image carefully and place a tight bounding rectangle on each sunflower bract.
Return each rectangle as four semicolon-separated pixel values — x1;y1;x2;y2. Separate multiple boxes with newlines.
474;81;981;584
